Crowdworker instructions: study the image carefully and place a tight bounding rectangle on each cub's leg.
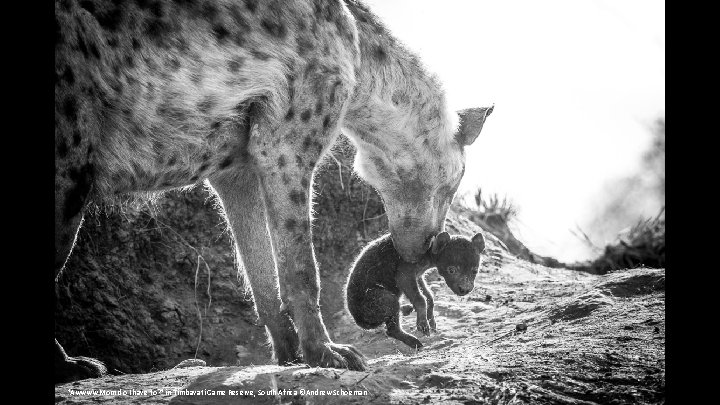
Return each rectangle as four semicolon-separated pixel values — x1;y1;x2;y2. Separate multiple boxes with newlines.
209;170;300;365
347;287;398;330
418;276;437;332
355;288;422;349
386;312;423;349
397;269;431;336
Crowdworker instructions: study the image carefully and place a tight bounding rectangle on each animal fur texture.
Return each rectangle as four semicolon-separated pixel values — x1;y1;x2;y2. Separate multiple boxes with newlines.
55;0;493;381
346;231;485;348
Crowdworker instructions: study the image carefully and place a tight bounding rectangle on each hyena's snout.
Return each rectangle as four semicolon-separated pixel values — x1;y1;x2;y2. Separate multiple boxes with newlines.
390;223;438;263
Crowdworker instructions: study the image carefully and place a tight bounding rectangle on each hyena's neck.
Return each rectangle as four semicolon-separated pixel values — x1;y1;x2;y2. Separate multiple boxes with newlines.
342;1;455;151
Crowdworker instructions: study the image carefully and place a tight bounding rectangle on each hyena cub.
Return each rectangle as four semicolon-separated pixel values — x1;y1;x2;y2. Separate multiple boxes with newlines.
346;231;485;348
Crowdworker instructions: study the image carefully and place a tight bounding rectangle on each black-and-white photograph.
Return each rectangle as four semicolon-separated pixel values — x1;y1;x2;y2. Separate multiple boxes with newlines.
54;0;665;403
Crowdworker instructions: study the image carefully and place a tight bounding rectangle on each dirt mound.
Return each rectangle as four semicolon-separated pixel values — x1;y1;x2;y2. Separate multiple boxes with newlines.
55;189;270;374
546;269;664;322
597;270;665;297
56;262;665;404
55;139;664;403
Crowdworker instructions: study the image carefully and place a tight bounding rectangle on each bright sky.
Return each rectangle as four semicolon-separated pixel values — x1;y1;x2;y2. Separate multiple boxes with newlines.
362;0;665;262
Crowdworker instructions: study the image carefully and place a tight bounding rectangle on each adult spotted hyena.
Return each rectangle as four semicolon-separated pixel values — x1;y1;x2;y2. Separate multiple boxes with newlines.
55;0;493;381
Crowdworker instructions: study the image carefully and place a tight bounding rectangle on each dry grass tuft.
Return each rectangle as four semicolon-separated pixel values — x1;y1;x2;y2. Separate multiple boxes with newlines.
471;188;519;222
571;208;665;273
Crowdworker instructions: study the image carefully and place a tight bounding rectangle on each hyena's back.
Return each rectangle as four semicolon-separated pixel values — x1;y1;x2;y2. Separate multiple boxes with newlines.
55;0;357;197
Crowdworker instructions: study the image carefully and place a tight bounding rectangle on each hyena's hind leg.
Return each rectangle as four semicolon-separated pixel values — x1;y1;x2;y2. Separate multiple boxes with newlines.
55;193;108;383
209;171;301;365
55;142;107;381
55;339;107;384
55;167;90;278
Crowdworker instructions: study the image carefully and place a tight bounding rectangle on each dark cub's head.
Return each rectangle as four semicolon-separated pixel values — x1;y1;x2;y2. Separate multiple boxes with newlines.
429;231;485;296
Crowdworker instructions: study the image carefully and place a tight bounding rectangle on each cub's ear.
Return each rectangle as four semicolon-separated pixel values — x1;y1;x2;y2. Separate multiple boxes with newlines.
455;105;494;146
431;231;451;255
471;232;486;254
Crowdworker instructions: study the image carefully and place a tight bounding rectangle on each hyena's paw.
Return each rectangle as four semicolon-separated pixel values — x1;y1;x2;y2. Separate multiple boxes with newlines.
269;321;302;366
304;342;367;371
56;356;107;383
275;343;302;366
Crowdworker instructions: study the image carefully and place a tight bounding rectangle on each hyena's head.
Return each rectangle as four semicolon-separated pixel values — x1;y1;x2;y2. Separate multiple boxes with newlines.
350;105;493;263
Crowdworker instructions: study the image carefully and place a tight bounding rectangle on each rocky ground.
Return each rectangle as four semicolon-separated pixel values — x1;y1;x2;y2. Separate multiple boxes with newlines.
55;142;664;404
56;250;664;404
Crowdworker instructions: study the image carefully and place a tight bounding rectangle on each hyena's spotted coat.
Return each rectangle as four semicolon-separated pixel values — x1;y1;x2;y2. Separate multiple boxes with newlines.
55;0;493;381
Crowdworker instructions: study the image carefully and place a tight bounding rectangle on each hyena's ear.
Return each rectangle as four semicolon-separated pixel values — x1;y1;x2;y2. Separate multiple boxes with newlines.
431;231;451;255
471;232;486;254
455;105;494;146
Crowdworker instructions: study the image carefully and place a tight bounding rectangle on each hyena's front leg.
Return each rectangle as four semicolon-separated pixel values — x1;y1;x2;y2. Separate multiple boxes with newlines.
209;170;300;365
250;104;366;370
256;151;365;370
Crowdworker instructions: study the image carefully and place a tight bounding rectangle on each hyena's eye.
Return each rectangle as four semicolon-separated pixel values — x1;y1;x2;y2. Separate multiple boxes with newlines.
447;266;457;275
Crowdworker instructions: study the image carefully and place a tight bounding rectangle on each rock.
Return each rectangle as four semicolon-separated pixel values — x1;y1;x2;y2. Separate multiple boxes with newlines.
234;345;251;360
174;359;207;369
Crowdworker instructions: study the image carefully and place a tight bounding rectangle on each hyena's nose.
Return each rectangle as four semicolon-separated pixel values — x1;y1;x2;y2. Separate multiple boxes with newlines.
391;231;434;263
389;216;438;263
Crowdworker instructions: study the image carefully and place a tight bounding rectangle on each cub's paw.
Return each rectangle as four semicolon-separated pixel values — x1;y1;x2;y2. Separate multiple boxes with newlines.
304;342;367;371
400;304;415;316
429;317;437;332
416;317;431;336
402;335;423;349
